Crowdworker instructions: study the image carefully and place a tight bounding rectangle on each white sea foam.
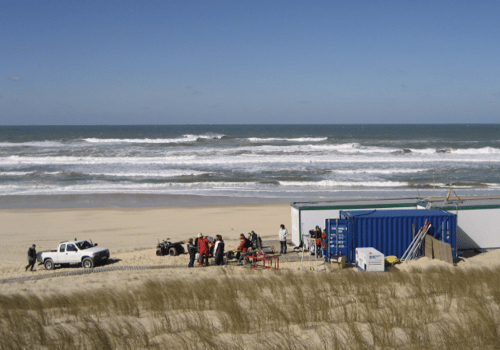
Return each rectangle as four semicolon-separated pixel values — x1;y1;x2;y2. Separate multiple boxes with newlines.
83;134;224;144
0;181;262;195
448;147;500;154
83;137;198;143
88;170;210;177
331;169;430;175
207;143;364;155
279;180;408;187
0;170;209;177
193;143;499;157
1;180;499;196
1;153;499;167
0;171;35;176
186;134;225;140
247;137;328;142
406;148;439;155
0;180;408;196
0;141;65;147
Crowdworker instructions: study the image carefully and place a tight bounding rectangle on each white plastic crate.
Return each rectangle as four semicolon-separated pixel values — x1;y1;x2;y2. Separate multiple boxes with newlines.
356;247;385;272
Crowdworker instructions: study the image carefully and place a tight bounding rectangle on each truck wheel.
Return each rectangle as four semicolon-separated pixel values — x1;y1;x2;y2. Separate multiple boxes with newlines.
44;259;54;270
82;258;94;269
156;249;163;256
169;247;178;256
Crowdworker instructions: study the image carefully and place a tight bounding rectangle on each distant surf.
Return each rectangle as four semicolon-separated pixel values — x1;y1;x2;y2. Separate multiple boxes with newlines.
0;124;499;200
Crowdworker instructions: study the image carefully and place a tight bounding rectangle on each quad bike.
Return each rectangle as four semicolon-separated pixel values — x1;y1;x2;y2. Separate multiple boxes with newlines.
156;239;185;256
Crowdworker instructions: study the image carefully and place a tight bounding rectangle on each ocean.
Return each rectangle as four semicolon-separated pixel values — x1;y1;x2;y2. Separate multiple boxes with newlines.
1;124;499;207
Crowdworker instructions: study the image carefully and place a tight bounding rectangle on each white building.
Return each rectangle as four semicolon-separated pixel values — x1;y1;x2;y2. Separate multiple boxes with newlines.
291;196;500;250
290;198;418;247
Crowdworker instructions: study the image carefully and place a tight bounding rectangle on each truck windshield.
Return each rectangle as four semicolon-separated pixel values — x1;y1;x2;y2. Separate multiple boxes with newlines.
77;241;93;250
67;244;78;252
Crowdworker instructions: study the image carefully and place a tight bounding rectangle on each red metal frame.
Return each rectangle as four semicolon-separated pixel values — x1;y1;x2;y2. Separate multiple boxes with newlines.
244;251;279;270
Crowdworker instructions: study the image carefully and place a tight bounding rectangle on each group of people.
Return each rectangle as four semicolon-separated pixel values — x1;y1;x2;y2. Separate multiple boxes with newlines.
235;230;264;263
281;224;327;258
313;226;326;257
187;233;225;267
24;223;321;272
186;229;270;267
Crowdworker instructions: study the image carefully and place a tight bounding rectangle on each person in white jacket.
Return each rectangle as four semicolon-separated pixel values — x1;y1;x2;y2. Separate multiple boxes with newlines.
278;224;288;254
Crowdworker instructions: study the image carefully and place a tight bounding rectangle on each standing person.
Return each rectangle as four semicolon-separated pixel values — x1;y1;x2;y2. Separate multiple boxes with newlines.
249;231;262;251
316;236;322;257
197;233;209;266
187;238;197;267
314;226;322;257
25;244;37;272
214;235;225;266
321;229;327;258
279;224;288;254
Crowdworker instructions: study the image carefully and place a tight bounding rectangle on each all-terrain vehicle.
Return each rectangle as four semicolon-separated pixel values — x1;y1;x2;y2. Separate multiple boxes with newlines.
156;239;185;256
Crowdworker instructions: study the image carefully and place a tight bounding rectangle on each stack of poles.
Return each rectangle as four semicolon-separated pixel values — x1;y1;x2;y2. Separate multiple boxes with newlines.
401;220;431;263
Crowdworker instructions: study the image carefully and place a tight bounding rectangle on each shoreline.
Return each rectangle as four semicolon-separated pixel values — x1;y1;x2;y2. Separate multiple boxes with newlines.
2;193;500;210
0;193;290;209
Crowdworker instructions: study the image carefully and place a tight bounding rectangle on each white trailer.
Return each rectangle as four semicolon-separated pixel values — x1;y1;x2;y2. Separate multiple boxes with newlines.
290;198;418;247
418;197;500;250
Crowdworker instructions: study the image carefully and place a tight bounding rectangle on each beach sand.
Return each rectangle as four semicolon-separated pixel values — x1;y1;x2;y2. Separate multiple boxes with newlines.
3;202;500;349
0;202;293;294
1;201;500;297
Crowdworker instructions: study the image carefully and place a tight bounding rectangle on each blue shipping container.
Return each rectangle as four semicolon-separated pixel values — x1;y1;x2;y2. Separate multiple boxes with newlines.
325;219;351;261
339;209;457;261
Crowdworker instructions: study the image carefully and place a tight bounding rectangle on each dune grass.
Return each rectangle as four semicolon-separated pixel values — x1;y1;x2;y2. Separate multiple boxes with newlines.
1;265;499;349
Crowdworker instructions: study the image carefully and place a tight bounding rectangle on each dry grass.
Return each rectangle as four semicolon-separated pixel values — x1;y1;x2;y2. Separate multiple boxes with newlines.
1;265;500;349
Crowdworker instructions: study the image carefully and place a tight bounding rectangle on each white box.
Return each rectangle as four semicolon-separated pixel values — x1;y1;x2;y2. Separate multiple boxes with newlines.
356;248;385;272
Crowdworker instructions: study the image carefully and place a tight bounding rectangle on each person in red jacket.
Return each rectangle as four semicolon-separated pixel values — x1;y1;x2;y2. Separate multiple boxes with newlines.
237;233;250;263
315;237;322;257
237;233;248;252
197;233;210;266
321;230;327;258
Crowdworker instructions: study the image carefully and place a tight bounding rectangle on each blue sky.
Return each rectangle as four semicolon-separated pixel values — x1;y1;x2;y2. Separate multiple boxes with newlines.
1;0;499;125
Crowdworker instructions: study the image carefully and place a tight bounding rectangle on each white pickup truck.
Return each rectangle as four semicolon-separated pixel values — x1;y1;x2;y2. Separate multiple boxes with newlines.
37;239;110;270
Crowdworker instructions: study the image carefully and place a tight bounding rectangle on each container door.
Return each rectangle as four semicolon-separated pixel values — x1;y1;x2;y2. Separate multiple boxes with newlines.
325;219;350;262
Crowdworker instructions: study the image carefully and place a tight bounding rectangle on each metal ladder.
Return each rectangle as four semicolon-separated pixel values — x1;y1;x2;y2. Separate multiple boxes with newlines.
401;220;431;263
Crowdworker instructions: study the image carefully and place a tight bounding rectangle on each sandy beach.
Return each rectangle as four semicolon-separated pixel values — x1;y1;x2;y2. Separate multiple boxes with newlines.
0;202;292;292
2;201;500;349
1;200;500;293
